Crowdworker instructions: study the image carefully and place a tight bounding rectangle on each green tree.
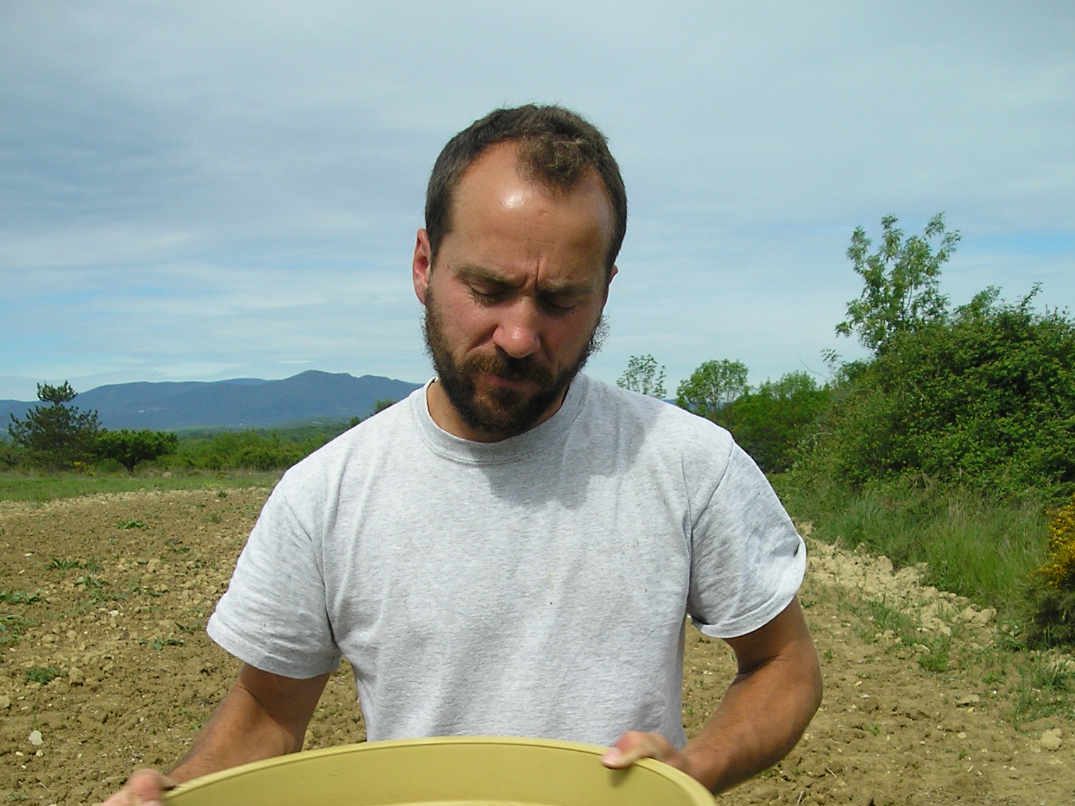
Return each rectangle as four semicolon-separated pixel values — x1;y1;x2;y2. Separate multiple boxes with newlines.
0;437;22;469
617;354;667;398
803;286;1075;497
675;359;749;423
836;213;961;354
167;428;329;471
723;371;830;472
7;382;101;469
96;429;179;472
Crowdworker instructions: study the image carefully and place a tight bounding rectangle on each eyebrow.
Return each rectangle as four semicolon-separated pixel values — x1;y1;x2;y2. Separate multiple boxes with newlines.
456;264;596;298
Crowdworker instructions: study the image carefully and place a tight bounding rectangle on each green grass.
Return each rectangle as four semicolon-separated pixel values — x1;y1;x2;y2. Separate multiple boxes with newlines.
1023;654;1072;692
1008;653;1075;725
0;469;280;502
777;473;1050;623
47;557;101;571
73;573;151;605
0;613;32;647
0;589;41;604
25;665;62;685
779;472;1075;724
861;597;917;640
852;596;953;673
832;584;1074;725
916;636;952;673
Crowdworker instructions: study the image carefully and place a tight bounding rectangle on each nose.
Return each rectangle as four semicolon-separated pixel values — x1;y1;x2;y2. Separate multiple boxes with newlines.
492;300;542;359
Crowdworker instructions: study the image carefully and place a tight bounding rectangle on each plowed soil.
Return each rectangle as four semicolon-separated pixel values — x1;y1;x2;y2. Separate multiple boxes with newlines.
1;488;1072;804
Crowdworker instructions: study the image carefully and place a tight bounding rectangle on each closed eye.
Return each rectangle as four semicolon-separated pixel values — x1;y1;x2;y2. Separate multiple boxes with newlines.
465;277;582;314
468;285;510;305
539;295;578;315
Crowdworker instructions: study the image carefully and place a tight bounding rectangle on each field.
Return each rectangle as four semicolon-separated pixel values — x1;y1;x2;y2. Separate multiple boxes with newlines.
2;486;1073;804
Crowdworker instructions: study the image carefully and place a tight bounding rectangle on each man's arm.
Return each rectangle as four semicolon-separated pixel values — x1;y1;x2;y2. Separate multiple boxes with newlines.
102;664;330;805
603;597;822;794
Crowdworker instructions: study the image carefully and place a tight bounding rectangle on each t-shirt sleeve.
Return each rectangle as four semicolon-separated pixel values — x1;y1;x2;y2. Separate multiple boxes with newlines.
207;480;341;678
687;441;806;639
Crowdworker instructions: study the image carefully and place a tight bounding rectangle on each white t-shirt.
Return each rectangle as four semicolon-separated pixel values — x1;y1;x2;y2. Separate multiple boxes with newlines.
207;374;805;747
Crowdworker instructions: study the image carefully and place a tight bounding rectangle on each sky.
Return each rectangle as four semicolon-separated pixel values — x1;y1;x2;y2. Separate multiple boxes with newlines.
2;1;1073;402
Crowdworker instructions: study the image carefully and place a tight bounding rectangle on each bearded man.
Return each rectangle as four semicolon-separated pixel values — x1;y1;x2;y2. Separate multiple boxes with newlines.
105;104;821;805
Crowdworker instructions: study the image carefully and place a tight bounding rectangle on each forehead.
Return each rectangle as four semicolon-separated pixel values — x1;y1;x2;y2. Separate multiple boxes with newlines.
443;142;615;278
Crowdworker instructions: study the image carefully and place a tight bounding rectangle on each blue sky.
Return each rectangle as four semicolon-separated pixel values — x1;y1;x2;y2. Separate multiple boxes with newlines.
2;1;1073;401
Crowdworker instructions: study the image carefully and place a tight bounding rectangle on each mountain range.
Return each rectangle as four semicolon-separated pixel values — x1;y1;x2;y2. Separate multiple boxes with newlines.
0;371;423;431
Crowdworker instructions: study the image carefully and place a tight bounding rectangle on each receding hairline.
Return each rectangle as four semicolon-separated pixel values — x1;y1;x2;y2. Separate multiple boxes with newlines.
424;104;627;278
437;140;619;270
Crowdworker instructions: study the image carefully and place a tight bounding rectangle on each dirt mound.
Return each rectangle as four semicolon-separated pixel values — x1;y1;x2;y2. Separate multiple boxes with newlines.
1;491;1072;804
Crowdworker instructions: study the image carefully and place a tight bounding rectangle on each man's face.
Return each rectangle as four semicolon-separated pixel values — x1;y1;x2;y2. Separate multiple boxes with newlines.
413;142;616;442
421;286;607;440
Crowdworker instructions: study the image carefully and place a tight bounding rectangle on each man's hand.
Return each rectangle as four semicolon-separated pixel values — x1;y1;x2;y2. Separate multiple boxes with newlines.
100;768;176;806
601;731;695;777
98;665;330;805
603;598;821;794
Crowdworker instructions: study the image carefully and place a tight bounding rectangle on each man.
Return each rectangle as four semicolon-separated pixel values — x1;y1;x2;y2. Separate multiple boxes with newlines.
105;105;821;805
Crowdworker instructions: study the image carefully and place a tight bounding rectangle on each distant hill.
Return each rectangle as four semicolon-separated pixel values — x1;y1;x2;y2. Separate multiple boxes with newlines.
0;371;423;431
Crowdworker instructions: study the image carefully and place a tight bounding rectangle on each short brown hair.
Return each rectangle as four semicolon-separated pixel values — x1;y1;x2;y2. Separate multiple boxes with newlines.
425;104;627;279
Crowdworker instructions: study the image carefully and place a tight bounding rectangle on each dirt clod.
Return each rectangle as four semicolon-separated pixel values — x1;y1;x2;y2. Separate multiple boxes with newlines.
1039;728;1063;751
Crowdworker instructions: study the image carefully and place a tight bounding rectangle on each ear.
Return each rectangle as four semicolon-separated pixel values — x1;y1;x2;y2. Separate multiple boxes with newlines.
413;228;433;305
602;264;618;303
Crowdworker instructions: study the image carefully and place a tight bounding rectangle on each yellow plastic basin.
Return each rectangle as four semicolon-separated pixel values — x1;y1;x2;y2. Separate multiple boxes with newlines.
164;736;714;805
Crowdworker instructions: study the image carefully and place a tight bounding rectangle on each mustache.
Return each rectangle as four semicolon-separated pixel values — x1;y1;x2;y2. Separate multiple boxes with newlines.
464;351;554;385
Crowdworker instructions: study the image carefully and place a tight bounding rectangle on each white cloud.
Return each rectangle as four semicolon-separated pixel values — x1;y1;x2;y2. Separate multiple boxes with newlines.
1;1;1073;401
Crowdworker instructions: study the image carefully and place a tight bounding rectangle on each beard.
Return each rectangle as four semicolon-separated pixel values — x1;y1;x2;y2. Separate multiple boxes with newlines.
422;291;607;440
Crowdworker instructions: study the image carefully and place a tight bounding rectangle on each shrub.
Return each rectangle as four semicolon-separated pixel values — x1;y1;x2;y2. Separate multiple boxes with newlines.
1041;494;1075;591
93;457;126;474
96;429;179;472
0;437;23;468
722;371;830;473
1027;493;1075;647
25;665;62;685
799;287;1075;500
168;428;329;471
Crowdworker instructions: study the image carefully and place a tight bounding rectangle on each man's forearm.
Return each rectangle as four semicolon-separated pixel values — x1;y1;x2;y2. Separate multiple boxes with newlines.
602;598;822;792
167;682;304;784
683;640;822;793
102;666;329;805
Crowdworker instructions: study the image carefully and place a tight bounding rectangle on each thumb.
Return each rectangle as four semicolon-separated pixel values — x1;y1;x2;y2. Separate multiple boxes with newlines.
601;731;670;768
128;769;177;805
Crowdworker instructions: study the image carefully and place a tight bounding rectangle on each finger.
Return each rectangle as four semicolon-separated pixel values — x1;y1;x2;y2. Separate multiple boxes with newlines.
601;731;671;768
121;769;176;806
98;792;134;806
100;787;148;806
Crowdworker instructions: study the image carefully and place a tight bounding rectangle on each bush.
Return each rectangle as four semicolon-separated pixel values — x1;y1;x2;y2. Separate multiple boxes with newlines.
0;438;24;468
168;428;330;471
93;457;127;474
722;371;830;473
1040;493;1075;591
1027;493;1075;647
798;287;1075;500
96;429;179;472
